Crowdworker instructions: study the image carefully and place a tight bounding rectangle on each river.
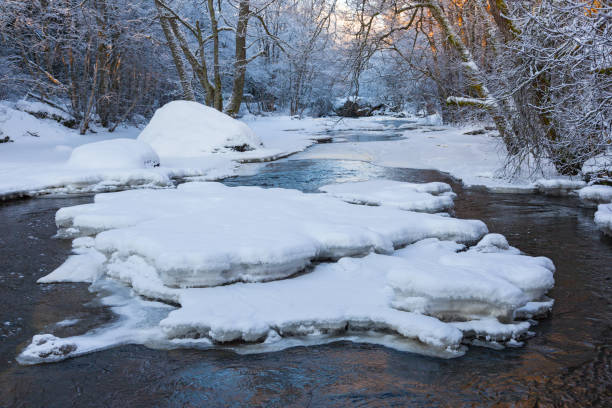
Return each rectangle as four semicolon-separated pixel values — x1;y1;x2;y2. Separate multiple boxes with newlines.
0;124;610;407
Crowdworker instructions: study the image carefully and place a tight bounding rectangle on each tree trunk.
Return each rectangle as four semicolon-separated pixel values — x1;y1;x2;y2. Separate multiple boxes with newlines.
155;0;195;101
225;0;250;116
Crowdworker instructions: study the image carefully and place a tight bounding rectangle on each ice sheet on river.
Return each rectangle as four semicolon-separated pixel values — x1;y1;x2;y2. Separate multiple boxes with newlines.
23;230;555;364
51;182;487;287
320;179;455;213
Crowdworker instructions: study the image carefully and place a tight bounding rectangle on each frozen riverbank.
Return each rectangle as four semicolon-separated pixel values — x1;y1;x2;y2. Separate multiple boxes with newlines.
2;100;596;201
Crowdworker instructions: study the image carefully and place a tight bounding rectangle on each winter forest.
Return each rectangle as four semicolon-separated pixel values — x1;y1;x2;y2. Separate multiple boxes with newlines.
1;0;610;174
0;1;611;407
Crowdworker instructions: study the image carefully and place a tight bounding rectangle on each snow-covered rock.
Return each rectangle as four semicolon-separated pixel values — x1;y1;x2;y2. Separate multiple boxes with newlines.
319;179;455;213
595;203;612;236
138;100;262;157
578;185;612;207
53;182;487;288
67;138;160;169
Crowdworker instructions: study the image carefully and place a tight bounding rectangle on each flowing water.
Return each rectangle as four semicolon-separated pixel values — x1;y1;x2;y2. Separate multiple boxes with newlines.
0;124;611;407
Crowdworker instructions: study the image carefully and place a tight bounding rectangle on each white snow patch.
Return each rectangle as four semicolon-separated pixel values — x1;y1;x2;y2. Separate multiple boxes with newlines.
320;179;455;213
295;124;555;191
67;138;160;170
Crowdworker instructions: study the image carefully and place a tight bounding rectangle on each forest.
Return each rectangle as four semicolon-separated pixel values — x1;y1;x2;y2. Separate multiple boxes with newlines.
1;0;610;175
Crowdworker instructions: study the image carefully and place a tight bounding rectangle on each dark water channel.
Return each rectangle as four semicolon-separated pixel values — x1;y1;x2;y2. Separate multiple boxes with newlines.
1;130;611;406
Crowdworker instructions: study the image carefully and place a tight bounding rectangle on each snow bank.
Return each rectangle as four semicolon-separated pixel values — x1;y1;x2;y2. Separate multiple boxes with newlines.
594;203;612;236
67;138;160;169
534;178;585;195
319;179;455;213
53;182;487;287
578;185;612;207
295;125;552;192
138;101;262;157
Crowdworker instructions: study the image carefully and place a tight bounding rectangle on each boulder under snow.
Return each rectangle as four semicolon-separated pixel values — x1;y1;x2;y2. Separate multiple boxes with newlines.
137;100;262;157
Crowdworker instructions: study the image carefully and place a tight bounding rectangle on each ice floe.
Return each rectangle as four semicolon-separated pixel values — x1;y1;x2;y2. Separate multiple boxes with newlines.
319;179;455;213
18;183;558;364
53;182;487;287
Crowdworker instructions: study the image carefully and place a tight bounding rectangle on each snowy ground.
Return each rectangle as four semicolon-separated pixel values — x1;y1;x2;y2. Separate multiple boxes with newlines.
0;101;343;200
18;182;556;364
1;99;595;200
294;125;575;193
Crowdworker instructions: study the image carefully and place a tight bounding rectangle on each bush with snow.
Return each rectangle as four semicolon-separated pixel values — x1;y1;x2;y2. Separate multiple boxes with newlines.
67;138;160;170
138;100;262;157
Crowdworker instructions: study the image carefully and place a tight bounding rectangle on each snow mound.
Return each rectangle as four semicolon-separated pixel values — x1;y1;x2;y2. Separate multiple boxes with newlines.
160;256;465;353
388;237;555;322
52;182;487;288
595;203;612;236
578;185;612;206
68;139;159;169
319;179;455;213
138;100;262;157
67;138;160;169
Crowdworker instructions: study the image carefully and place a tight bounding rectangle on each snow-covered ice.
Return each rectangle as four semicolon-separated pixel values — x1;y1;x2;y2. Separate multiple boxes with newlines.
52;182;487;287
578;185;612;207
534;178;586;195
388;237;554;322
319;179;455;213
23;231;555;364
18;182;559;364
594;203;612;236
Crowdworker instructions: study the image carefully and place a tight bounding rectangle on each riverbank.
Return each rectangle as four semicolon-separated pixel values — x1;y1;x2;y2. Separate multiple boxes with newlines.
1;100;592;201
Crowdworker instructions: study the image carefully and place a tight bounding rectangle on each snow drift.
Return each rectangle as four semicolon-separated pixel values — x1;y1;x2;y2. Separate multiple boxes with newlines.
137;100;262;157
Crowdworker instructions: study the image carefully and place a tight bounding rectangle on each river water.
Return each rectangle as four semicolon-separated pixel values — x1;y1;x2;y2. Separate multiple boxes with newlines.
0;125;610;407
